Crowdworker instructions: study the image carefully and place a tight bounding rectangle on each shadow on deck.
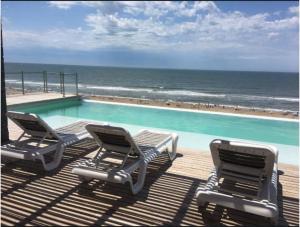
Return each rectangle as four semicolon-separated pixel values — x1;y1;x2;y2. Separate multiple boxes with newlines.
1;139;299;226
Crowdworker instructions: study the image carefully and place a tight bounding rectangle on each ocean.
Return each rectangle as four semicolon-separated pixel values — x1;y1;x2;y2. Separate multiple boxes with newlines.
4;62;299;112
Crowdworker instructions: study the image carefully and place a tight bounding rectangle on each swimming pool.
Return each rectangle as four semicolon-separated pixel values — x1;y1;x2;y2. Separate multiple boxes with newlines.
10;98;299;165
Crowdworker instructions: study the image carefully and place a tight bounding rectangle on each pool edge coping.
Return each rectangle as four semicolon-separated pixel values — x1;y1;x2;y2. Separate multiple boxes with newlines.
7;96;81;109
83;99;299;122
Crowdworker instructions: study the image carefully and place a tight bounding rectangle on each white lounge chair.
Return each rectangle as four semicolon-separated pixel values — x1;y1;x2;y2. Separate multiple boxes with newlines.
1;111;90;171
72;124;178;194
196;139;278;224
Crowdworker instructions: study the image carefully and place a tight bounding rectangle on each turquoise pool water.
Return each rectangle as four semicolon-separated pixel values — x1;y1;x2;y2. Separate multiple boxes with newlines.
12;99;299;165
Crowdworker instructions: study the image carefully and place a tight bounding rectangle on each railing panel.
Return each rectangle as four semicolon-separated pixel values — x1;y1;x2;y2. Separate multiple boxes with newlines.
5;71;79;97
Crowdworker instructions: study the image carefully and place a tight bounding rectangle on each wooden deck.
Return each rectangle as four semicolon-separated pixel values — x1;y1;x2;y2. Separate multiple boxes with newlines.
6;93;76;106
1;133;299;226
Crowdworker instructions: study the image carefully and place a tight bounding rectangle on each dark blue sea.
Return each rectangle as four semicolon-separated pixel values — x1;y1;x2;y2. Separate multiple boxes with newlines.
4;62;299;111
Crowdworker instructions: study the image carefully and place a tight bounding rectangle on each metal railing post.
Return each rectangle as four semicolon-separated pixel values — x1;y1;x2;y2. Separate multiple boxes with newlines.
75;72;78;96
60;72;62;94
43;71;46;92
21;71;25;95
45;71;48;93
62;72;65;97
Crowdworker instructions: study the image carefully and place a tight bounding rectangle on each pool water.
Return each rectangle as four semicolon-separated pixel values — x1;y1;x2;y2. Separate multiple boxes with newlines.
12;99;299;165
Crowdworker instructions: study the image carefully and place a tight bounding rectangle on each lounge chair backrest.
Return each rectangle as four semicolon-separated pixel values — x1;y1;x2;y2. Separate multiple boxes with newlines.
7;111;61;140
86;124;141;156
210;139;278;178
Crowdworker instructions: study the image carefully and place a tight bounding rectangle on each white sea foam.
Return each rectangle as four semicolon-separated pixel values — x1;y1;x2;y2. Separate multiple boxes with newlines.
272;97;299;102
154;90;226;97
235;94;299;102
85;85;153;92
27;81;61;86
84;85;225;97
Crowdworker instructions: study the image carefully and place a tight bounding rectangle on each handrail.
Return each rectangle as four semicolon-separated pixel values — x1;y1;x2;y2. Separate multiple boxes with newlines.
6;71;44;74
44;72;61;75
75;72;78;96
63;72;77;75
5;70;79;96
6;71;77;75
21;71;25;95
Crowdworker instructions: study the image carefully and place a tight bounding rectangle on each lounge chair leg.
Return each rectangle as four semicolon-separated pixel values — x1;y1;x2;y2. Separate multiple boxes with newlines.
78;175;92;182
129;162;147;195
167;133;178;161
270;217;278;226
1;156;18;164
197;200;209;207
40;144;65;171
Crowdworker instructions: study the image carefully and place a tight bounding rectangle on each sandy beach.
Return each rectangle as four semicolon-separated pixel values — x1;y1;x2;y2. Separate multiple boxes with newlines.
86;94;299;119
5;87;299;119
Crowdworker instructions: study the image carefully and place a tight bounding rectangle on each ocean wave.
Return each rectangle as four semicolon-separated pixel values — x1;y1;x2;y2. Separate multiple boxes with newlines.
83;85;299;101
236;95;299;102
272;97;299;102
85;85;153;92
84;85;225;97
29;81;61;86
154;90;226;97
5;80;299;103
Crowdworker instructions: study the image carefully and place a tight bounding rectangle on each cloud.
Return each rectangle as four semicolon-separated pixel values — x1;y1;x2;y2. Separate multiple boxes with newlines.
2;16;10;26
268;32;279;39
48;1;108;9
4;1;299;56
176;1;220;17
85;11;140;35
49;1;220;17
289;6;299;14
4;28;101;51
48;1;78;10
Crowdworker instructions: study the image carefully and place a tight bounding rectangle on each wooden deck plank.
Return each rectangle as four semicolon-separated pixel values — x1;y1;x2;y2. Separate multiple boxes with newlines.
1;129;299;226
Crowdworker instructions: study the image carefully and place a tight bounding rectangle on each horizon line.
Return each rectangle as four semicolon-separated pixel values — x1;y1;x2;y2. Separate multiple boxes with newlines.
4;61;299;74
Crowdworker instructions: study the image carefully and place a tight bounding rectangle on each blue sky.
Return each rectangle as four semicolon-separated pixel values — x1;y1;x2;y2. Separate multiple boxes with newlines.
2;1;299;72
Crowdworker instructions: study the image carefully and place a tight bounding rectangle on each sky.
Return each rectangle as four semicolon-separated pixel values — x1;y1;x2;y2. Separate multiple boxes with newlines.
2;1;299;72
